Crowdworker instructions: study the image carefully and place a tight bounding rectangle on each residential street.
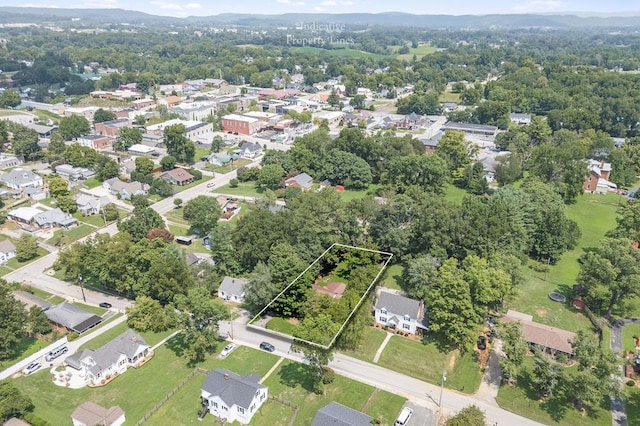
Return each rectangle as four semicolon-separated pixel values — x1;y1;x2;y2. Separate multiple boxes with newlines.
219;312;545;426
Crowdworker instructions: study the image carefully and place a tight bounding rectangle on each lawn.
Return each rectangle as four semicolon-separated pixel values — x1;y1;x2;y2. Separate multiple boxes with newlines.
72;302;107;316
395;43;438;60
337;184;381;202
81;177;103;189
290;46;387;60
143;346;279;426
172;177;213;193
261;359;405;425
507;192;621;332
438;90;462;103
5;247;49;270
496;358;611;426
46;224;95;246
377;335;483;394
340;327;388;363
443;183;468;205
0;266;13;277
73;211;109;227
164;207;189;226
23;285;65;304
206;159;252;174
0;336;49;371
625;386;640;426
266;317;299;336
622;324;640;352
380;263;404;291
215;182;266;198
13;345;194;426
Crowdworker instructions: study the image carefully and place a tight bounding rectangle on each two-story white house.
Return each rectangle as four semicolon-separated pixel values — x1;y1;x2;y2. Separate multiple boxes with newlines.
201;369;268;424
374;291;428;335
65;330;151;386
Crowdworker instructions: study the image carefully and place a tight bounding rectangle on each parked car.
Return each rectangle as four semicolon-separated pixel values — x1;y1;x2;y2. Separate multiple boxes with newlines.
23;362;41;375
259;342;275;352
394;407;413;426
477;335;487;350
207;182;215;188
220;343;237;358
99;302;112;309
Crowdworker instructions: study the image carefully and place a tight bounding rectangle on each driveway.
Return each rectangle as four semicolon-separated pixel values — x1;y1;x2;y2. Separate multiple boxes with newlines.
402;401;434;426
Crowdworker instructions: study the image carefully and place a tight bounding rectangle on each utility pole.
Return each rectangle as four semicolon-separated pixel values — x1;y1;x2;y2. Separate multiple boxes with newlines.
78;274;87;303
439;371;447;410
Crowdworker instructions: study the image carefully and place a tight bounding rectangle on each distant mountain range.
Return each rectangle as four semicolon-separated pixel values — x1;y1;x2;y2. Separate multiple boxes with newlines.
1;7;640;29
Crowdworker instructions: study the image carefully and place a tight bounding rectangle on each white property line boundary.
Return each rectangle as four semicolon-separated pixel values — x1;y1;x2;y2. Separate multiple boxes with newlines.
248;243;393;350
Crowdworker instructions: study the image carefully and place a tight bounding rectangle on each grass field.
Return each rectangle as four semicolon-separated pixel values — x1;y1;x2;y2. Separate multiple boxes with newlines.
215;182;266;198
439;87;462;103
206;159;252;174
340;327;388;362
0;337;49;371
46;224;95;246
625;386;640;426
443;183;468;205
266;317;299;336
395;43;438;61
77;322;177;352
0;109;27;116
496;358;611;426
337;184;381;202
81;177;103;189
5;247;48;270
507;192;622;332
261;359;406;425
622;324;640;352
378;335;482;394
290;46;386;60
380;263;404;291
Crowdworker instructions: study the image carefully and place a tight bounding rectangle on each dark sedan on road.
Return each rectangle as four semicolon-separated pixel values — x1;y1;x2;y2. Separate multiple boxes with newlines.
259;341;275;352
99;302;112;309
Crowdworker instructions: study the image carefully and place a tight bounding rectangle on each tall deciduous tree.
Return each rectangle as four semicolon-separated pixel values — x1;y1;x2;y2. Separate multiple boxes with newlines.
383;154;448;194
126;295;176;332
425;258;477;349
174;287;230;364
445;405;486;426
164;124;195;164
577;237;640;317
0;381;33;422
27;305;52;335
498;320;527;385
15;234;39;262
292;313;338;394
244;262;278;314
117;205;165;242
183;195;221;237
59;115;90;140
93;108;117;124
0;284;27;360
435;130;477;173
531;347;563;397
115;126;143;152
48;175;69;198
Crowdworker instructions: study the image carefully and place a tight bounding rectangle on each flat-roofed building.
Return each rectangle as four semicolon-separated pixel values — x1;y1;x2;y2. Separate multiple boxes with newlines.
221;114;263;135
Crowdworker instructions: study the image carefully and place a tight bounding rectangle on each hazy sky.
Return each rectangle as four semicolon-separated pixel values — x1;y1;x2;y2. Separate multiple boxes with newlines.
11;0;640;17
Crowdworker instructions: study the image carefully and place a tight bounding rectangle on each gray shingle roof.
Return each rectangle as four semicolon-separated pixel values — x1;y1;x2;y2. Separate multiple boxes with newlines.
311;402;372;426
202;369;266;409
375;292;422;321
0;239;16;254
45;302;103;333
218;276;248;297
286;172;313;189
86;329;149;370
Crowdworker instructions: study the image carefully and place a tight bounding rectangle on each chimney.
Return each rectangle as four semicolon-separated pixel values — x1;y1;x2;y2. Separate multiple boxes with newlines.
224;373;229;380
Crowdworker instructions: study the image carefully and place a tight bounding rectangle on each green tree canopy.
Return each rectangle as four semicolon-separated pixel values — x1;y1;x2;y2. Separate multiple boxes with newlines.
183;195;221;237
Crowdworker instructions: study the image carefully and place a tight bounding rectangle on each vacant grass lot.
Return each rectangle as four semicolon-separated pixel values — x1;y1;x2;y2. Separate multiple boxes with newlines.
5;247;49;270
337;184;381;202
340;327;388;363
266;317;299;336
215;182;266;198
378;335;482;394
261;359;405;425
496;358;611;426
443;183;468;205
395;43;438;60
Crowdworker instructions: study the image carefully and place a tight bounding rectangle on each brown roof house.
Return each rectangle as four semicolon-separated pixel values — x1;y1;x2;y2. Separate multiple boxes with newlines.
312;281;346;299
71;402;125;426
502;310;576;357
160;168;195;186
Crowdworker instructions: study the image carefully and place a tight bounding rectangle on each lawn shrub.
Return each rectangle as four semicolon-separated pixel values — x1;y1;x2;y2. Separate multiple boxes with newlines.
322;367;335;384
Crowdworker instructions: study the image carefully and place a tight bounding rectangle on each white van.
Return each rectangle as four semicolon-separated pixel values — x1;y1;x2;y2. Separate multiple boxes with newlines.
45;344;68;362
394;407;413;426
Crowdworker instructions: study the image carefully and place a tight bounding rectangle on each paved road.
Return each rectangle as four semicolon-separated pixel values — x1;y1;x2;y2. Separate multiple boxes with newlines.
610;319;640;426
220;311;545;426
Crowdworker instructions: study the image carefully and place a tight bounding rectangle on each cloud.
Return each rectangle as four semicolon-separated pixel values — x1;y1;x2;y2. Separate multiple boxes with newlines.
149;1;184;10
276;0;305;5
512;0;566;13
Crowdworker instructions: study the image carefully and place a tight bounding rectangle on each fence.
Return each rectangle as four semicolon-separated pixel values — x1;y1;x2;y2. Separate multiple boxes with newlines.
268;395;299;426
135;367;207;426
